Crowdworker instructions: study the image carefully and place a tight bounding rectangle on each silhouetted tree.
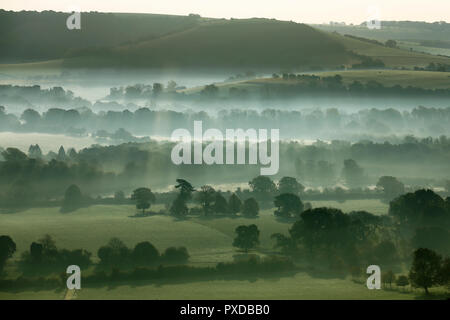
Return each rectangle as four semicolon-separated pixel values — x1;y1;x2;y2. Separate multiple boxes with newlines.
242;198;259;217
233;225;260;252
197;185;216;215
249;176;276;197
396;275;409;291
274;193;304;218
131;188;155;213
62;184;83;212
213;192;228;214
377;176;405;200
278;176;304;195
342;159;365;187
228;193;242;215
161;247;189;264
0;235;16;273
132;241;159;266
409;248;442;294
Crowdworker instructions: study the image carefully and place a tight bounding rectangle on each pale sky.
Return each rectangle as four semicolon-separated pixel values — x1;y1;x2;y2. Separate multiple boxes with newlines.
1;0;449;24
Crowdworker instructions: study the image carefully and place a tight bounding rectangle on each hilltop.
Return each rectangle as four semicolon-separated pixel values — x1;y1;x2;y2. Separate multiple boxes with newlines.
0;11;449;71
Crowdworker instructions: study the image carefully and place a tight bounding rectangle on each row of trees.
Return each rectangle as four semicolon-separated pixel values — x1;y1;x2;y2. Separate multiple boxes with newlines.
3;102;450;140
1;235;190;276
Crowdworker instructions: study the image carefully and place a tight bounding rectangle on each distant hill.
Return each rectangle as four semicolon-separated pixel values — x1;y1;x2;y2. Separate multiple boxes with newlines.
62;18;352;70
1;11;449;70
0;10;200;62
313;21;450;42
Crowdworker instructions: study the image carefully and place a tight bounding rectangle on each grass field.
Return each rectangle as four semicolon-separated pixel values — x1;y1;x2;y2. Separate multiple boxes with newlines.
0;200;435;300
0;200;388;263
180;69;450;95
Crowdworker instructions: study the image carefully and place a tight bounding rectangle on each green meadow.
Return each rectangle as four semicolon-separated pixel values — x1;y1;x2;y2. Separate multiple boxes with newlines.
0;200;425;300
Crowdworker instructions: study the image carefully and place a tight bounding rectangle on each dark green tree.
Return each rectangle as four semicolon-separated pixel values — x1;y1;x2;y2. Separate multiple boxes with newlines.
62;184;83;211
213;192;228;214
132;241;159;266
242;197;259;217
249;176;277;196
409;248;442;294
376;176;405;200
274;193;304;218
228;193;242;215
0;235;16;273
131;188;155;213
278;176;304;195
196;185;216;215
233;224;260;252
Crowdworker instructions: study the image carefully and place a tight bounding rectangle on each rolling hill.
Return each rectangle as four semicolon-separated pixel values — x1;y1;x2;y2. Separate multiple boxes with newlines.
1;11;449;71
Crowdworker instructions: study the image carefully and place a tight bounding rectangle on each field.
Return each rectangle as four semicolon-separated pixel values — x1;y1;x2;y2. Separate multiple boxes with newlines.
0;272;419;300
0;200;388;263
0;199;424;300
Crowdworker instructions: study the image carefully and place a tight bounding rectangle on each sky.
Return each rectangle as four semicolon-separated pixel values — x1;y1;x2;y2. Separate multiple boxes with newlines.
1;0;449;24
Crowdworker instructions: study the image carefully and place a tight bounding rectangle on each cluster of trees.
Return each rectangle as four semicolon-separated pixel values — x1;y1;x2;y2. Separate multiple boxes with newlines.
3;103;450;140
2;132;450;209
268;187;450;294
414;62;450;72
266;73;450;98
1;234;190;276
19;235;92;274
106;81;182;100
0;85;89;114
0;147;113;207
167;179;260;217
97;238;189;267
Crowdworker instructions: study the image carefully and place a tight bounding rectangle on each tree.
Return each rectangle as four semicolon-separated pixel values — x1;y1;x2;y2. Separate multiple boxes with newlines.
197;185;216;215
161;247;189;264
278;176;304;195
0;235;16;273
274;193;304;218
233;225;260;252
62;184;83;211
175;179;195;201
167;80;177;92
57;146;66;161
377;176;405;200
171;179;195;217
242;198;259;217
153;83;163;96
385;40;397;48
396;275;409;291
382;270;396;289
342;159;365;187
200;84;219;97
97;238;131;266
132;241;159;266
30;242;44;262
389;189;449;229
213;192;228;214
290;207;358;256
228;193;242;215
28;144;42;159
409;248;442;294
131;188;155;213
170;195;189;217
21;108;41;127
249;176;276;196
